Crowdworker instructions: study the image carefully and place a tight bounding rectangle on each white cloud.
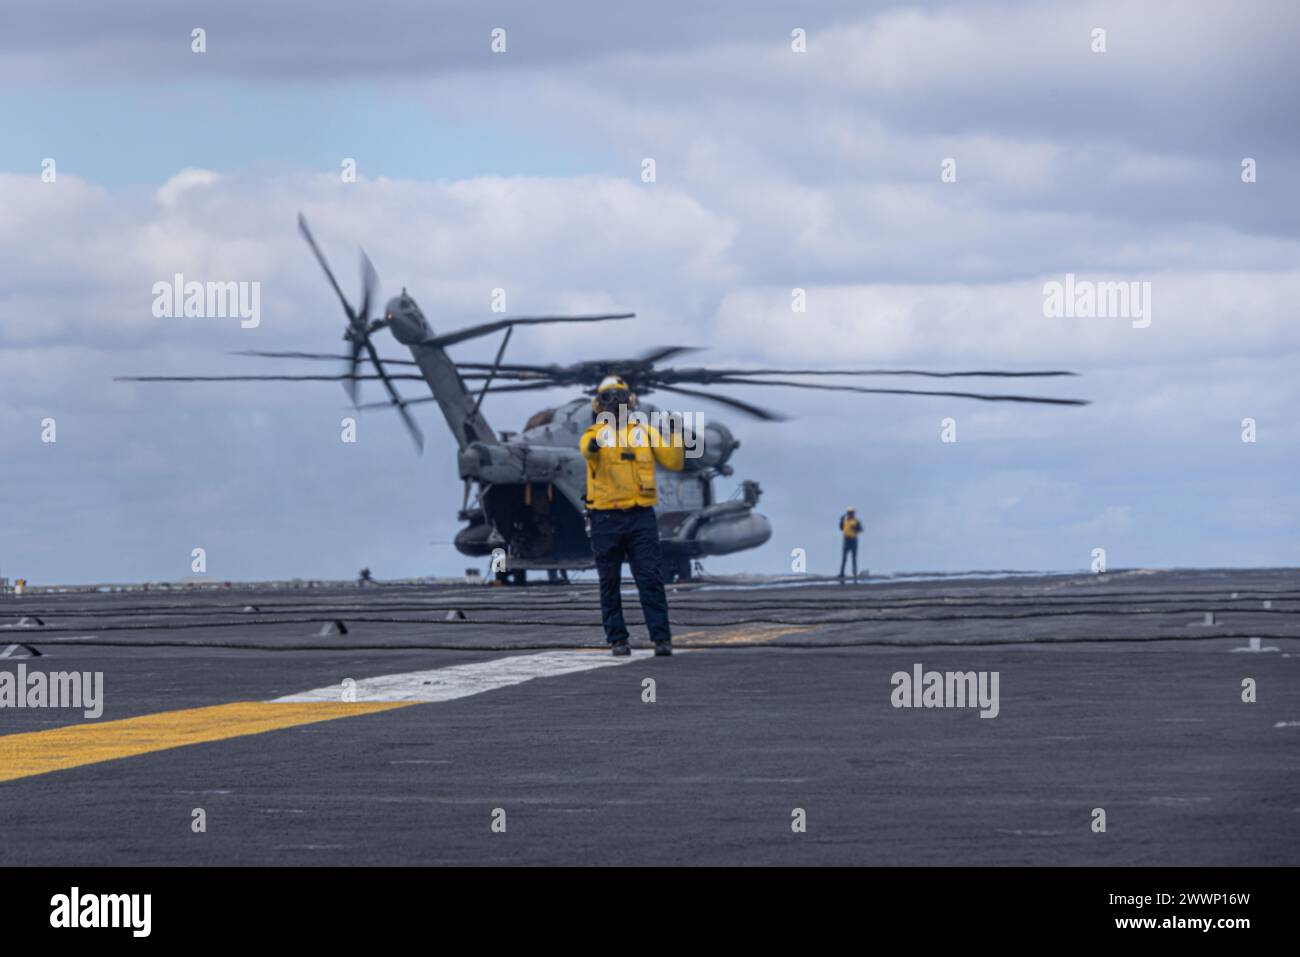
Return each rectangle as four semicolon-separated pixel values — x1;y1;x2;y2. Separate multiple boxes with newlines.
154;168;222;207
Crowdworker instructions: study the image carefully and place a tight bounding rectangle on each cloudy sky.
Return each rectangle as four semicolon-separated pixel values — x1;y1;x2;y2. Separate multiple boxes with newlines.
2;0;1297;585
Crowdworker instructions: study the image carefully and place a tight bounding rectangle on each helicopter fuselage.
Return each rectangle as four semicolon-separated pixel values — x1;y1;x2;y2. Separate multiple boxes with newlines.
450;397;772;579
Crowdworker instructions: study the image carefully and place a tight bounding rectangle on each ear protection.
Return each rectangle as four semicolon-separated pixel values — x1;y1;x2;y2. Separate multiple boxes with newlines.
591;375;637;415
591;392;638;414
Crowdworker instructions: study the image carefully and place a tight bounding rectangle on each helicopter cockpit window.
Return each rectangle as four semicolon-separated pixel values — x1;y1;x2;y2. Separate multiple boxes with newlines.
524;408;557;430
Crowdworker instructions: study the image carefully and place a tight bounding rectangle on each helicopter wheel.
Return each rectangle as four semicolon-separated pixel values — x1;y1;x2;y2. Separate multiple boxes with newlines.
662;554;693;583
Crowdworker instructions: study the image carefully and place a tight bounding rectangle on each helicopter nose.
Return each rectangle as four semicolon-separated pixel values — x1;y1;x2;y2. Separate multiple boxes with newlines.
385;293;431;345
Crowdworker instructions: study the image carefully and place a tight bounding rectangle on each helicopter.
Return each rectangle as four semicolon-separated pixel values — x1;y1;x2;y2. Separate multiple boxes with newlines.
119;215;1088;583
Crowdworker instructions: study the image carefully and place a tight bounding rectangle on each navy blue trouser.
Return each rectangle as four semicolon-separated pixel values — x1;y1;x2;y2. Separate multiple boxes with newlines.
839;538;858;578
589;506;671;644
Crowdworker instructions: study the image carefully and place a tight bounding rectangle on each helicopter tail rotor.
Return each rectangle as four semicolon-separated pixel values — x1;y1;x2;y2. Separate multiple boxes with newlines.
297;214;423;451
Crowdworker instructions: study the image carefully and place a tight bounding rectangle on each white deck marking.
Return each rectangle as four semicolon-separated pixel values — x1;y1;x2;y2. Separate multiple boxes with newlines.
274;649;653;703
0;649;665;782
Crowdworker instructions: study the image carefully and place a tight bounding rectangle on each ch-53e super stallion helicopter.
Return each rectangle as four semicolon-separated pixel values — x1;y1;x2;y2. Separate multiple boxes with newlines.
119;216;1087;583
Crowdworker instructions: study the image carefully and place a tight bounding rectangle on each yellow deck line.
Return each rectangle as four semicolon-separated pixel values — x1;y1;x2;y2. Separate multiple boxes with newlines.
0;700;411;784
676;624;811;646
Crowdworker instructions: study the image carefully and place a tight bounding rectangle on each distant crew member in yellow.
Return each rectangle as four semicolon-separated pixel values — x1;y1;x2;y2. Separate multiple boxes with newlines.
580;375;684;656
838;507;863;581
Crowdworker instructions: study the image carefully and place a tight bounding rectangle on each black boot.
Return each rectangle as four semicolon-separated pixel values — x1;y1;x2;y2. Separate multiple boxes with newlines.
610;639;631;657
653;640;673;657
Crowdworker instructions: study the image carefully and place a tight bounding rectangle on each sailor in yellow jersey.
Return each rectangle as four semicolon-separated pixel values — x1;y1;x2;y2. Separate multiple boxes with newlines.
579;375;685;656
838;506;863;581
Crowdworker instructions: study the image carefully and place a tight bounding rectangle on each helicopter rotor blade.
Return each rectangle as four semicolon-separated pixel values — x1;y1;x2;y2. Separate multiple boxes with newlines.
472;326;514;418
297;214;358;327
231;354;1081;384
453;361;569;376
343;338;364;405
344;250;380;406
652;383;786;421
357;395;438;410
355;379;561;410
436;348;695;387
704;376;1090;406
359;335;423;451
351;393;427;448
396;401;424;451
480;381;569;394
358;250;377;329
116;373;427;382
423;313;634;350
230;350;420;366
663;367;1079;381
633;345;701;366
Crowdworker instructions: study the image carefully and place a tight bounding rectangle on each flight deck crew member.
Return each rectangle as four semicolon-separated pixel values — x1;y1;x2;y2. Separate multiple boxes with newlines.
838;507;863;581
580;375;685;657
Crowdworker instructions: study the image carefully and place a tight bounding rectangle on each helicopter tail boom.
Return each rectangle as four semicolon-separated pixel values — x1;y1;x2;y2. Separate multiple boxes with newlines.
406;336;502;450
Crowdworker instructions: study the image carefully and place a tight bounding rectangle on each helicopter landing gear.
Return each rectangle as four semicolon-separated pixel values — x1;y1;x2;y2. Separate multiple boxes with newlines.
494;568;528;586
663;554;694;584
